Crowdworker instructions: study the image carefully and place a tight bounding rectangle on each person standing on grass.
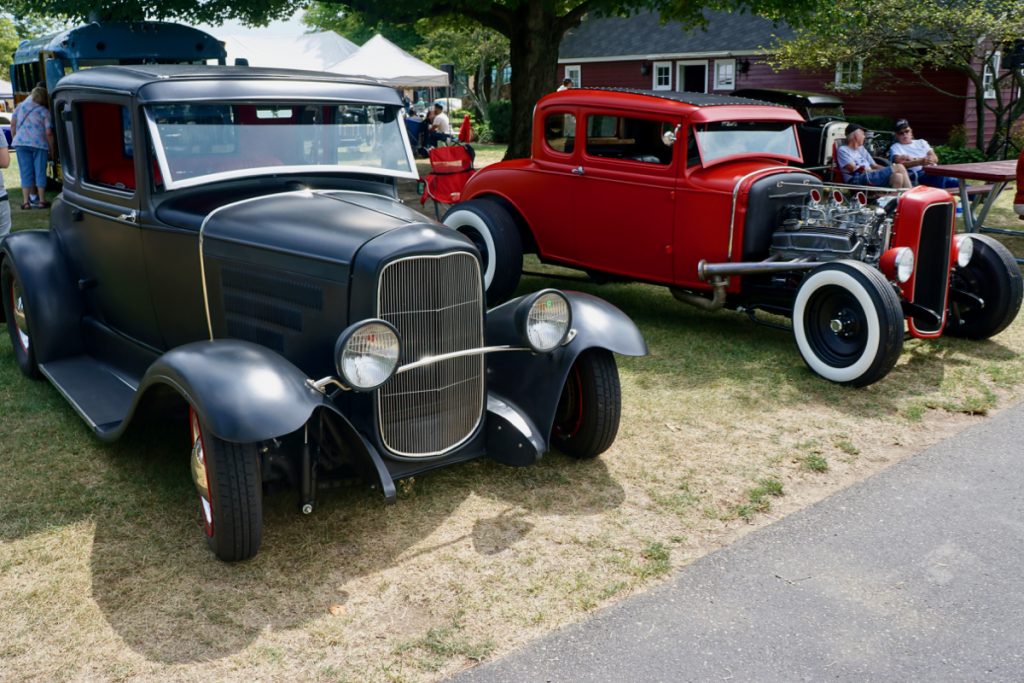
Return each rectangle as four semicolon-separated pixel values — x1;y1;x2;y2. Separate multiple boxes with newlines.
0;129;10;236
10;85;55;210
1015;147;1023;221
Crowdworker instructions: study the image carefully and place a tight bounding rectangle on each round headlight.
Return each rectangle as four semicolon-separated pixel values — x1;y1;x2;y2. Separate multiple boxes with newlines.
894;247;915;283
955;234;974;268
522;290;571;352
334;320;400;391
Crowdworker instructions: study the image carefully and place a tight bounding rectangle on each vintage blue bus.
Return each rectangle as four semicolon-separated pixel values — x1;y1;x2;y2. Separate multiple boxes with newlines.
10;21;227;104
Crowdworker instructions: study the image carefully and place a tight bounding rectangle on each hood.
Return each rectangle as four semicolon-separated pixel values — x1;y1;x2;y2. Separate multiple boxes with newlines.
685;160;800;193
200;190;428;274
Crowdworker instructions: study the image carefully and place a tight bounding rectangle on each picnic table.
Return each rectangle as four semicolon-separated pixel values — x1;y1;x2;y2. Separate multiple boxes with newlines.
923;159;1019;236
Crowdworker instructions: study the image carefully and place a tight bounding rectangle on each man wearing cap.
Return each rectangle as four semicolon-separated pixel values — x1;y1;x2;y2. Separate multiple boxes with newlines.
889;119;958;188
1014;147;1023;221
837;123;911;188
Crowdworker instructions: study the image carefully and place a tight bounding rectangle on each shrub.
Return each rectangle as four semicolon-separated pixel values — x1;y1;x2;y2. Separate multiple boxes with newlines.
487;100;512;143
946;124;967;149
933;145;987;164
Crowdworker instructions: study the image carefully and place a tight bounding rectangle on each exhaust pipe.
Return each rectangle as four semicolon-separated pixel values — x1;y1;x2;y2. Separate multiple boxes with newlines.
697;257;817;281
671;276;728;311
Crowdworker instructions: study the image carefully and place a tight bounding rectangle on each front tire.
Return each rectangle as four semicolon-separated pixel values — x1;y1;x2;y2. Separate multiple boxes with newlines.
551;349;622;458
1;259;39;378
792;261;904;387
189;407;263;561
442;199;523;305
946;235;1023;340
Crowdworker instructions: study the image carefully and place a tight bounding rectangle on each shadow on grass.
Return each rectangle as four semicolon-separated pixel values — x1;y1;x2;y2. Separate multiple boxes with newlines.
0;335;623;663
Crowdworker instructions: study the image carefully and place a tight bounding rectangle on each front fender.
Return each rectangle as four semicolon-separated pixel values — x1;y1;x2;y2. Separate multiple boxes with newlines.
1;230;83;362
140;340;328;443
485;291;646;444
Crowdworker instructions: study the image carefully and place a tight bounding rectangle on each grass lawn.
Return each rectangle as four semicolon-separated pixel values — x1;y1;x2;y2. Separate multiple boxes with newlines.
2;149;1023;681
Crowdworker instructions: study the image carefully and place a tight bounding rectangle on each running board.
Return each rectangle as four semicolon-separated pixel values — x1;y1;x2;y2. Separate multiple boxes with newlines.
38;356;138;439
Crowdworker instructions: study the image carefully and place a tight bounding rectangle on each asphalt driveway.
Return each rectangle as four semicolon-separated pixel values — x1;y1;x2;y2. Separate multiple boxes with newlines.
451;400;1024;682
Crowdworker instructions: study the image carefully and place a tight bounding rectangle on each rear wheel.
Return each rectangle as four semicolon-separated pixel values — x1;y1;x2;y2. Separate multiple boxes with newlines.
1;259;39;378
551;350;621;458
946;235;1023;339
442;199;523;305
189;407;263;561
792;261;904;387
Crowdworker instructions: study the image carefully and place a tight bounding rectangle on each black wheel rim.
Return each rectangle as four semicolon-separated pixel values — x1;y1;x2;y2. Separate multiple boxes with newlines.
553;365;584;439
804;285;868;368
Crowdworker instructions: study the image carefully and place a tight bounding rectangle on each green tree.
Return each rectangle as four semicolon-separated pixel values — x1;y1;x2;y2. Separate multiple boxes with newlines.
413;23;509;125
5;0;822;158
0;12;70;77
770;0;1024;157
302;4;423;52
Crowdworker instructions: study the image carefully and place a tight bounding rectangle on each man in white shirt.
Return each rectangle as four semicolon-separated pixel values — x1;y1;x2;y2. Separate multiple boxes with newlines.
429;104;451;147
837;123;911;188
889;118;958;188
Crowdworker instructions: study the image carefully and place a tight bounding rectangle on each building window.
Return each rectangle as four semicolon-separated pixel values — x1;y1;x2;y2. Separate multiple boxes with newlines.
564;65;581;88
714;59;736;90
652;61;672;90
834;59;863;90
982;51;1001;99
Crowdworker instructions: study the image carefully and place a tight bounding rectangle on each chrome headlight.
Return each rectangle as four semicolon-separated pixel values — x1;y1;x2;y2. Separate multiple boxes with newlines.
881;246;915;284
518;289;572;352
334;320;400;391
955;234;974;268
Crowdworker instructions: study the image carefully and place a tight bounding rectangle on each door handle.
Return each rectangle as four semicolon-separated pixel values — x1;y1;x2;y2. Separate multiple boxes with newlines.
117;210;138;224
571;166;584;176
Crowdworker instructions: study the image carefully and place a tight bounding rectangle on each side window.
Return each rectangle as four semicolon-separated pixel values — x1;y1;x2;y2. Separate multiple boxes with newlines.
544;113;576;154
585;114;673;165
80;101;136;192
55;99;76;180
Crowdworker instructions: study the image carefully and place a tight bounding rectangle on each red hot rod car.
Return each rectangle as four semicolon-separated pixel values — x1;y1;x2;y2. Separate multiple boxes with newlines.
442;88;1022;387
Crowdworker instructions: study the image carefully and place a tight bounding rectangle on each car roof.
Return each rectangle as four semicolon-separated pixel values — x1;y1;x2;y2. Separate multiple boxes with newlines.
53;64;400;106
733;88;844;108
540;87;804;123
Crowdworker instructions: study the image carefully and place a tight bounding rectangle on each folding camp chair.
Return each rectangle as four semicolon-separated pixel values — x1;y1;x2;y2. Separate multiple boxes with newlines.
419;144;475;219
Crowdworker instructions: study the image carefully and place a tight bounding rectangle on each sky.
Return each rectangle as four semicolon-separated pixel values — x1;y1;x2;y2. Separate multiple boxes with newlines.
193;8;309;39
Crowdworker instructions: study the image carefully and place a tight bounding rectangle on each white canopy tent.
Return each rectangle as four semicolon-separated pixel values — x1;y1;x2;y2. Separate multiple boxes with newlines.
0;80;12;99
220;31;358;72
333;34;448;88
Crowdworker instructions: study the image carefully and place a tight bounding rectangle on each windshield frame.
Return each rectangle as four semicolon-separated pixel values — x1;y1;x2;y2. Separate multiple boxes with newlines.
145;100;419;191
693;120;803;168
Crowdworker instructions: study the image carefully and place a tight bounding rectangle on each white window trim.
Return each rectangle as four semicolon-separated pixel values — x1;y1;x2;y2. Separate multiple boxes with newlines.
564;64;581;88
676;60;709;94
983;51;1001;99
652;61;672;91
834;59;863;90
714;58;736;90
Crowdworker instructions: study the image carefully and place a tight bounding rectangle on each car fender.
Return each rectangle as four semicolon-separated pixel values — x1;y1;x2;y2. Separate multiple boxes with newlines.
485;290;646;444
139;339;328;444
0;230;84;362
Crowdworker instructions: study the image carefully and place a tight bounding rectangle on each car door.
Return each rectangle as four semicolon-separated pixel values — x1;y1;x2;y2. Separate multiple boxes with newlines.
538;110;677;283
53;97;163;350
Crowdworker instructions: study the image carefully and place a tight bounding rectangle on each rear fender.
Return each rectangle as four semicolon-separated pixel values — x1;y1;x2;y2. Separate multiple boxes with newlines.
0;230;84;362
485;291;646;445
140;340;327;444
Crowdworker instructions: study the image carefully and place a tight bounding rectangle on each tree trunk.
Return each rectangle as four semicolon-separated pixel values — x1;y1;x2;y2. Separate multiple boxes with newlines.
505;1;563;159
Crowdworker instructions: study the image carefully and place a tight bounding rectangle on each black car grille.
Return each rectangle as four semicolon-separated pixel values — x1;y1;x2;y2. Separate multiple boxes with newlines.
376;253;485;456
911;203;953;334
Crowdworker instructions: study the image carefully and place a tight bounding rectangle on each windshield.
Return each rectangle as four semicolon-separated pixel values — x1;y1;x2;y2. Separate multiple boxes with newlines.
146;102;416;189
694;121;800;165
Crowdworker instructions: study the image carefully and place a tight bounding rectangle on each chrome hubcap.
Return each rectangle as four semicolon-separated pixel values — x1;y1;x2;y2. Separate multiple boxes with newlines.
10;279;29;351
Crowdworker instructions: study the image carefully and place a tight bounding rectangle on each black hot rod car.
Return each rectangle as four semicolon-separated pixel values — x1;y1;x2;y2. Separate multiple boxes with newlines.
0;66;646;561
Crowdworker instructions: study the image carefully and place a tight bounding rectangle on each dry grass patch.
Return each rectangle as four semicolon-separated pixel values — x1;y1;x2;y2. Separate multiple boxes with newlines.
2;157;1023;681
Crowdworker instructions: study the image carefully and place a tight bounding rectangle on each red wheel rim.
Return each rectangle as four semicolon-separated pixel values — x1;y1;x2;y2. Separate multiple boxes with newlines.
189;407;215;537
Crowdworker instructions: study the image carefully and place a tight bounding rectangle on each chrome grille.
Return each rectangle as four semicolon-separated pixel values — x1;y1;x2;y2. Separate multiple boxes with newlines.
377;253;485;456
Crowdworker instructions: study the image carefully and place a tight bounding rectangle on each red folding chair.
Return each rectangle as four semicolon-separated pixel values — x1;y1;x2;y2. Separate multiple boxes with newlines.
419;144;475;219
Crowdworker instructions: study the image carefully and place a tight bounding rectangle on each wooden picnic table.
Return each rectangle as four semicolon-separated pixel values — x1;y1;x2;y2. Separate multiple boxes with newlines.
923;159;1019;237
